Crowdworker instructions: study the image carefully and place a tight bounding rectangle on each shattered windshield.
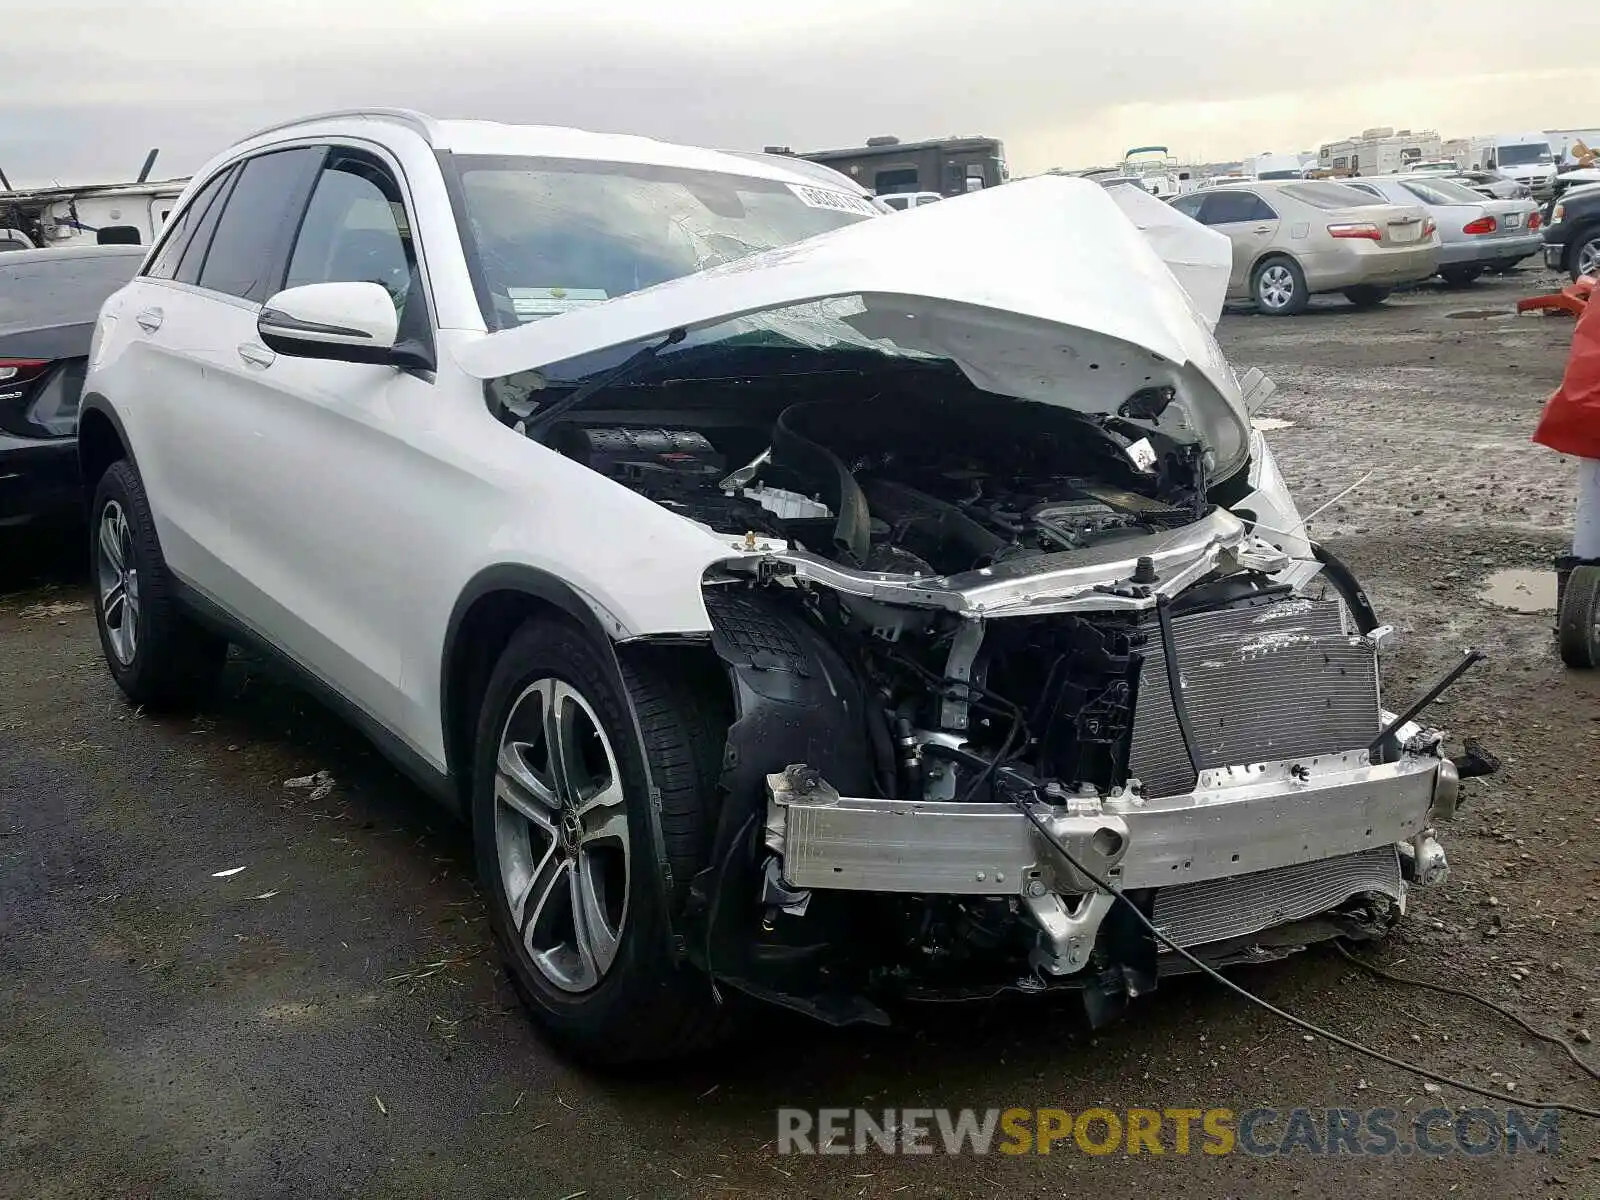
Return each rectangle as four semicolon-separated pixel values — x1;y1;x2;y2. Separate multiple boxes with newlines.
452;155;878;330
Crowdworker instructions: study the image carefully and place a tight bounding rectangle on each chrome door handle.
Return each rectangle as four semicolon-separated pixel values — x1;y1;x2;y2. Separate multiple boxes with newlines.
1253;226;1272;234
237;343;275;369
135;308;163;332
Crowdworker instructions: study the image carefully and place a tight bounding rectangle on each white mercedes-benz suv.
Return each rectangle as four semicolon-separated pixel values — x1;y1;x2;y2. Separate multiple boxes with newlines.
81;110;1478;1062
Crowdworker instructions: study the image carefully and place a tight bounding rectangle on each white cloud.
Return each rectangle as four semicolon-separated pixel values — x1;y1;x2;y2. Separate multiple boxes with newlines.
3;0;1597;186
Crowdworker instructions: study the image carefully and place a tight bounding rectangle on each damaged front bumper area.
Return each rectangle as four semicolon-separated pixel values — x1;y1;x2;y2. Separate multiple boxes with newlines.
763;747;1454;982
680;507;1485;1028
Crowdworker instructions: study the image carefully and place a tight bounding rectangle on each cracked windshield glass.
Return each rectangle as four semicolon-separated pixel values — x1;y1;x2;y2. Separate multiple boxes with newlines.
455;156;877;330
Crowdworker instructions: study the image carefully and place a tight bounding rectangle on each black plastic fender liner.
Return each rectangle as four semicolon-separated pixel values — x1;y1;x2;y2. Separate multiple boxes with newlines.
684;586;881;1015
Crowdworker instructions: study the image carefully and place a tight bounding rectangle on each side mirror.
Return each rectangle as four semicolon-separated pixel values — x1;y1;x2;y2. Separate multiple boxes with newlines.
258;282;399;365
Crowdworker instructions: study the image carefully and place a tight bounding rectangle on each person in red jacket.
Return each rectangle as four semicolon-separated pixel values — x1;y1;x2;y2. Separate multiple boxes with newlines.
1533;294;1600;665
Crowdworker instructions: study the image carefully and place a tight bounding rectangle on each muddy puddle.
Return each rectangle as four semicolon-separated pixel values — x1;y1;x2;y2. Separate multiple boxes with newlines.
1477;567;1557;612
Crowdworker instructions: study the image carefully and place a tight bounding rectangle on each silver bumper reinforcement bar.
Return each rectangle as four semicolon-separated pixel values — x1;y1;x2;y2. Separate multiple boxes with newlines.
764;750;1448;898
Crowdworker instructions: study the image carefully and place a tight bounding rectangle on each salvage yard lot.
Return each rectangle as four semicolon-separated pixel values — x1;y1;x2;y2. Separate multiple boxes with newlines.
3;272;1598;1199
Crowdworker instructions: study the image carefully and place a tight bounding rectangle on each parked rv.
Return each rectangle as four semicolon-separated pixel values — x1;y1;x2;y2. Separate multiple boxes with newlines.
778;135;1007;198
1317;127;1443;178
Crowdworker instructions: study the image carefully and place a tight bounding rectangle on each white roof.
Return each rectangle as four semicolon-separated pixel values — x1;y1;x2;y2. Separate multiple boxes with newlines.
229;110;838;192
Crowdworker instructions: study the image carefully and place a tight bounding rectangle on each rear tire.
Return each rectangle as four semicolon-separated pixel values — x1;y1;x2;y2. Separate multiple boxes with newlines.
1252;257;1309;315
1343;285;1391;309
90;460;227;710
1558;564;1600;669
1439;266;1483;287
471;618;735;1064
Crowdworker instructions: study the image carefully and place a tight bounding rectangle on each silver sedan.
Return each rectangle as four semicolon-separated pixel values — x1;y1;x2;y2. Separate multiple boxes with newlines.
1342;175;1542;285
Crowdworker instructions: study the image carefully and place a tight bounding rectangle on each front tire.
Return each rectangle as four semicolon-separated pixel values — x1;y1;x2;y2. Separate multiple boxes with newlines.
1572;233;1600;282
471;619;733;1063
90;460;227;709
1252;257;1309;315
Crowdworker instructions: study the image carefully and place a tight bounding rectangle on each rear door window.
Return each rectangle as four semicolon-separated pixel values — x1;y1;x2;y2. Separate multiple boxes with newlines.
174;168;239;285
144;167;234;281
196;147;324;302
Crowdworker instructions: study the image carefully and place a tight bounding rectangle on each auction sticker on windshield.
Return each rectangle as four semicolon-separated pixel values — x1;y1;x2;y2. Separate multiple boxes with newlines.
508;287;609;321
787;184;882;216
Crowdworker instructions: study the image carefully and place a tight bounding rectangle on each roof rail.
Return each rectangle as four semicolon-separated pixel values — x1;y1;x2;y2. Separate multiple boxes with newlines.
237;108;440;146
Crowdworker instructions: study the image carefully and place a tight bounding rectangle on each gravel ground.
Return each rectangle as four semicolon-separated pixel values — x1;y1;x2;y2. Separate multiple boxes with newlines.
3;269;1598;1199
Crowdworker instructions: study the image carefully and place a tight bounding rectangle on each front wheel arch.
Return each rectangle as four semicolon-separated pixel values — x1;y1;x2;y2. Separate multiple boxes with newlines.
441;568;616;816
1568;224;1600;280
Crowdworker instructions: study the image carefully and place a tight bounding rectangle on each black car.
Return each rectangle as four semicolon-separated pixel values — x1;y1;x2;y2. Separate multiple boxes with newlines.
0;245;142;525
1542;182;1600;282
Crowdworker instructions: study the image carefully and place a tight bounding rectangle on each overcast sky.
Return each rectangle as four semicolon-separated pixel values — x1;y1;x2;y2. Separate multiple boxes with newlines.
5;0;1599;187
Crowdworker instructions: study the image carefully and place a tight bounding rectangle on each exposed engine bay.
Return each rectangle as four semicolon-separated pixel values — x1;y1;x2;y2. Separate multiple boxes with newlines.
535;380;1483;1026
551;393;1204;579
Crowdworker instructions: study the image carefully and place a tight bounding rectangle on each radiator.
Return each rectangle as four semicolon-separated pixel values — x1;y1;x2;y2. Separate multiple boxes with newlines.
1152;846;1402;949
1127;597;1379;798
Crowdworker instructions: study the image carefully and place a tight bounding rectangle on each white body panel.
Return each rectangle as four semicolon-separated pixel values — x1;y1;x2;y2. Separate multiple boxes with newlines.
87;112;1286;777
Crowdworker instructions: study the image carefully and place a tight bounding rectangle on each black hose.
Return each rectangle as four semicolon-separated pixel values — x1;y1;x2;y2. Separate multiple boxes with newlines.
1154;593;1201;782
1311;541;1379;634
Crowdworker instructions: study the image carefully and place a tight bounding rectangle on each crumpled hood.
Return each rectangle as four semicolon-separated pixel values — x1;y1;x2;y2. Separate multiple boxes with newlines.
1102;182;1231;327
456;175;1252;474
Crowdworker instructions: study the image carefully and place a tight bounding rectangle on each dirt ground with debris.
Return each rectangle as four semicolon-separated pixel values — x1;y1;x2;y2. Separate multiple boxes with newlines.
3;270;1598;1200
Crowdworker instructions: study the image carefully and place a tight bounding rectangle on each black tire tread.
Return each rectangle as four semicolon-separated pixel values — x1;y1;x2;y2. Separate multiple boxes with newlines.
474;620;737;1063
92;460;227;709
1558;564;1600;669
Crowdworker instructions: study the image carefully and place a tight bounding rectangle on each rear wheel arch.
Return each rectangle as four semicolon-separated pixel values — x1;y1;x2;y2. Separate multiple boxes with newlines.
76;397;132;504
1250;249;1303;284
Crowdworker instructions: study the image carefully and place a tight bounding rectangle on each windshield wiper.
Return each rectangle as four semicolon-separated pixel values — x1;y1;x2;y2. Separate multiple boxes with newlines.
525;326;687;436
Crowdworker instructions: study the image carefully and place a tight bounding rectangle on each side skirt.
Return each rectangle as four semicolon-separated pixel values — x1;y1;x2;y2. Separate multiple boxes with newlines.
170;578;461;818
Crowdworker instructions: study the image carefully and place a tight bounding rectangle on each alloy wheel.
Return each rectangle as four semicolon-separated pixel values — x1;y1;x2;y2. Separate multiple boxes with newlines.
96;500;139;665
1578;238;1600;280
493;677;630;993
1259;265;1296;311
